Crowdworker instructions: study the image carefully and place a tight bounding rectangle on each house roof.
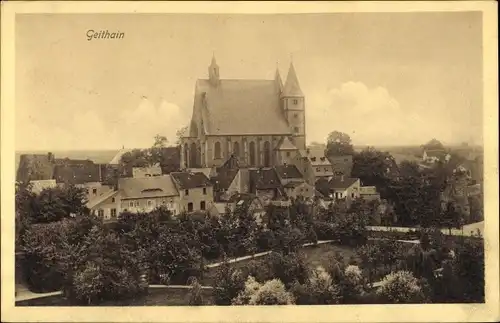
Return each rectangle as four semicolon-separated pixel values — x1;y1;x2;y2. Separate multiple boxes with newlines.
118;175;178;199
195;79;290;135
249;168;283;190
212;168;239;191
276;136;298;151
328;177;360;190
16;154;55;182
53;163;102;184
171;171;212;189
109;148;134;165
87;190;119;209
274;164;303;179
306;149;331;166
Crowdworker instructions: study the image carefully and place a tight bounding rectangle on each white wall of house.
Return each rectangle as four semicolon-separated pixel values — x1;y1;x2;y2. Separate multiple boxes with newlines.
121;196;180;215
178;186;214;213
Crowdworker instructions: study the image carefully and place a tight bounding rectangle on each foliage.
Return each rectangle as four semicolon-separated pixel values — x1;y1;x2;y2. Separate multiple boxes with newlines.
422;138;445;151
376;271;425;303
187;277;204;305
16;183;88;225
232;277;295;305
213;261;246;305
340;265;366;303
325;131;355;157
176;126;188;145
266;251;310;288
351;147;397;199
290;266;341;304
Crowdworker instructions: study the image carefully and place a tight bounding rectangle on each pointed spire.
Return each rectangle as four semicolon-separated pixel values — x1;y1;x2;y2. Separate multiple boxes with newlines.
282;61;303;97
274;62;283;92
208;53;220;86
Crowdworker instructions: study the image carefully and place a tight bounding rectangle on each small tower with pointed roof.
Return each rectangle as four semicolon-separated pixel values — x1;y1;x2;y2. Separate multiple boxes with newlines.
208;54;220;86
281;60;306;151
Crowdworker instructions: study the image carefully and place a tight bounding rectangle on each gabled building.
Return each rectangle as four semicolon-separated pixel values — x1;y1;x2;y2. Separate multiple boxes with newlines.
423;150;451;164
305;148;334;178
170;171;214;213
315;176;361;207
274;164;315;199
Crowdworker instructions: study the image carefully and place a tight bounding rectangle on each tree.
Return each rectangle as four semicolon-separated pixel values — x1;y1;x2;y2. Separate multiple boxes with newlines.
376;271;426;303
176;126;188;145
291;266;341;304
213;260;246;305
351;147;397;199
232;277;295;305
441;201;462;234
356;244;381;284
325;131;355;157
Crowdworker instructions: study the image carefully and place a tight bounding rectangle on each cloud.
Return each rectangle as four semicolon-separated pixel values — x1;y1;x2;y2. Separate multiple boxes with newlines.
16;98;189;150
307;81;436;146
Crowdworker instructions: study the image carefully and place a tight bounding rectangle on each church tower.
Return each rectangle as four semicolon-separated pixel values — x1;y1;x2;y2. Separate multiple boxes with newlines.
281;61;306;151
208;54;220;86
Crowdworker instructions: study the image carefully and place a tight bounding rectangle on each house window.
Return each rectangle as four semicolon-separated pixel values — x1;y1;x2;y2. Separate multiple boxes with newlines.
92;188;97;195
111;208;117;218
293;99;298;105
203;188;207;195
146;174;151;177
200;201;206;210
147;200;153;207
135;201;140;207
129;201;134;207
294;127;299;133
316;167;320;172
294;113;298;118
351;193;355;198
98;209;104;218
188;202;194;212
286;152;291;157
111;197;115;203
185;189;189;196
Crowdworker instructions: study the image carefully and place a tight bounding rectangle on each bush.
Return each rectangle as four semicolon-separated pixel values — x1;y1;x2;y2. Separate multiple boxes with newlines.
313;221;336;240
376;271;425;303
232;277;295;305
291;266;341;305
267;251;309;288
244;259;272;283
213;262;246;305
71;261;104;304
340;265;365;303
188;277;204;305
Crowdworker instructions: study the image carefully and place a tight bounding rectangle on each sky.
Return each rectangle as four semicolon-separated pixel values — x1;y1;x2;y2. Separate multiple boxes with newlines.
15;12;483;150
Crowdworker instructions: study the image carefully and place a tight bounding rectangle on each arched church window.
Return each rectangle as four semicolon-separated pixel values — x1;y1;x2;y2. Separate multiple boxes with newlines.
190;142;197;167
263;141;271;167
183;143;189;168
233;142;240;157
214;141;221;159
249;141;256;166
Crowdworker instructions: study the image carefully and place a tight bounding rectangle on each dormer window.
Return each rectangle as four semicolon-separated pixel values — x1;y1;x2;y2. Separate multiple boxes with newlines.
311;157;316;162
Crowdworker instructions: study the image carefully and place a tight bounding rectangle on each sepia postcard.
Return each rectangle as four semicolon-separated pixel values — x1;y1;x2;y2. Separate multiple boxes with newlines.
1;1;499;322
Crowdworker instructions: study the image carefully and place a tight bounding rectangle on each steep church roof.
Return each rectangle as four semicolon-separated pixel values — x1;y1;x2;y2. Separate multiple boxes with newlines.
195;79;290;135
282;62;304;97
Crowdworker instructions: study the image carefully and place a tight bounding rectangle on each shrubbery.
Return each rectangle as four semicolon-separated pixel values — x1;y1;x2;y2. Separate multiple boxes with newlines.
232;277;295;305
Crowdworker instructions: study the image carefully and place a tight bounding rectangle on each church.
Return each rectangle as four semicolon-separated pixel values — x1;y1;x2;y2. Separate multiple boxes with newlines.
180;56;307;169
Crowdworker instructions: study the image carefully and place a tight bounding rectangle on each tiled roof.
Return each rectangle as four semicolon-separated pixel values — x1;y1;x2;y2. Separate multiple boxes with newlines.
314;177;330;197
171;171;212;189
249;168;282;190
328;177;360;190
274;164;303;179
16;154;55;182
118;175;178;199
109;148;134;165
195;79;290;135
87;190;119;209
306;149;331;166
211;168;239;191
53;163;102;184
